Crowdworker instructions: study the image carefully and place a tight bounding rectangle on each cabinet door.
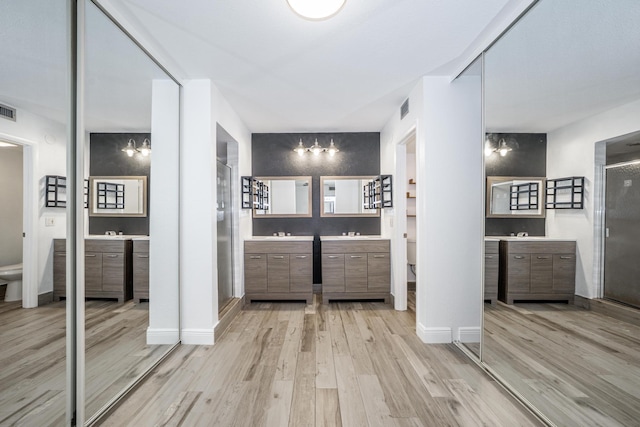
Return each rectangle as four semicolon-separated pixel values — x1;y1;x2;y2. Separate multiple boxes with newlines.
484;253;499;299
85;252;103;292
367;253;390;291
507;254;530;293
553;254;576;293
102;253;125;292
53;252;66;295
133;253;150;295
290;254;312;293
530;254;553;293
267;254;290;293
345;253;367;292
245;254;267;293
322;254;345;293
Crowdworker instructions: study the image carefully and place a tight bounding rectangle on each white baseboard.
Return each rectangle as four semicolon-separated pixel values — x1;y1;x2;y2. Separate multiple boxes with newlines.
181;328;215;345
416;323;452;344
146;327;180;345
457;326;481;343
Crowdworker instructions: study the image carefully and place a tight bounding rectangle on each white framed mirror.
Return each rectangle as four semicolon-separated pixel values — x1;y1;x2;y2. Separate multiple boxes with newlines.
88;176;147;217
486;176;545;218
252;176;312;218
320;176;379;217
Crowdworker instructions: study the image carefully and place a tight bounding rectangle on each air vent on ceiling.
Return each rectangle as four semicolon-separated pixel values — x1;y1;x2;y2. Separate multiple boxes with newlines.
400;98;409;120
0;103;16;121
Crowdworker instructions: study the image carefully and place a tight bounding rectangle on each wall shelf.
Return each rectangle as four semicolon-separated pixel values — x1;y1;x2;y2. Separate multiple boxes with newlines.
509;182;538;211
241;176;253;209
545;176;584;209
45;175;67;208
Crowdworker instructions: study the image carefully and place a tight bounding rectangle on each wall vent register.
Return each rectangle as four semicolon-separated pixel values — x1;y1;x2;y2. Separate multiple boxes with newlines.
0;102;16;121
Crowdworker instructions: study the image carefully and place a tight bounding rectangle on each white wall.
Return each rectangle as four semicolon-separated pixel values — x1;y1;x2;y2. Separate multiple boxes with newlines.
547;98;640;299
417;75;482;343
180;80;251;345
0;146;23;266
0;108;67;303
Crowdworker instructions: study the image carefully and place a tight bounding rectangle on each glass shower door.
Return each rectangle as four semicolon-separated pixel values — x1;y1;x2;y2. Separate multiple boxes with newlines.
217;161;233;310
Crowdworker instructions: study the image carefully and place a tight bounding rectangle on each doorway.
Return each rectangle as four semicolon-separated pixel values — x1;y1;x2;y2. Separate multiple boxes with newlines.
217;160;234;311
604;160;640;308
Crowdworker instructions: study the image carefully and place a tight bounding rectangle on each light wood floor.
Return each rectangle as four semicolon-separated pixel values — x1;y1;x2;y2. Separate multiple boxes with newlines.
0;300;170;426
101;296;540;427
484;301;640;427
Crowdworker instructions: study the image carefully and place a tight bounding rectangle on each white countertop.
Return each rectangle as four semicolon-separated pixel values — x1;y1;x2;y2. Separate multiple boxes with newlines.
495;236;576;242
85;235;149;240
247;236;314;241
320;235;386;241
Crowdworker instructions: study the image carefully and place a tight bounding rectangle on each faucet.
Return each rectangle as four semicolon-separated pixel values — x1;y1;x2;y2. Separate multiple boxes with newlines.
105;230;117;236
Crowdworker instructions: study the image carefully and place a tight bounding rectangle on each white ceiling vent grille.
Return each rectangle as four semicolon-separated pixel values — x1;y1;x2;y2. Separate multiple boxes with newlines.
400;98;409;120
0;103;16;121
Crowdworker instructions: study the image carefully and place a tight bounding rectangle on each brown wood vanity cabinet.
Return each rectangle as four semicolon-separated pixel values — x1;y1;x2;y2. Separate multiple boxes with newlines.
484;240;499;305
133;240;149;303
244;240;313;304
321;239;391;304
499;239;576;304
53;239;133;302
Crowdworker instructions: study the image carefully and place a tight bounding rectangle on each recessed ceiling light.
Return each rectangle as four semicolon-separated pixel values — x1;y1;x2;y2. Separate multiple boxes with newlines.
0;141;17;148
287;0;346;20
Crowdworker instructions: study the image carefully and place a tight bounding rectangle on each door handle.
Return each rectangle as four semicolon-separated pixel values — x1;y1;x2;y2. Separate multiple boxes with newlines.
373;255;386;258
327;255;339;259
107;255;119;258
514;256;525;259
137;255;149;259
85;254;97;258
350;255;363;259
272;256;285;259
559;256;573;259
536;256;550;259
250;256;262;259
295;255;307;259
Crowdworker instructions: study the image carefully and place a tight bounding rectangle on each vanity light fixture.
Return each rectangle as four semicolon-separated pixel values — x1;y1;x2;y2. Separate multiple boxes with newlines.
327;139;339;156
308;138;324;156
122;138;152;157
139;138;152;156
294;139;306;156
484;139;495;157
122;139;137;157
287;0;346;20
497;138;512;157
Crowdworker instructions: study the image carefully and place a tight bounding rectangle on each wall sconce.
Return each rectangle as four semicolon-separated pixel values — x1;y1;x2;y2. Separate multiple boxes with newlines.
292;138;339;156
485;134;513;157
122;138;151;157
497;138;512;157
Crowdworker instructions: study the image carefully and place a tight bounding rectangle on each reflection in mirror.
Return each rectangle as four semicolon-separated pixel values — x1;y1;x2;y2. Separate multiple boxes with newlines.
483;1;640;425
89;176;147;217
486;176;545;218
0;1;70;424
253;176;312;217
84;0;180;422
320;176;379;217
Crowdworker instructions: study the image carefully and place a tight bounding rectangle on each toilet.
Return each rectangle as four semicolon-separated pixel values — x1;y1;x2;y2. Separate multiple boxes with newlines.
407;239;416;266
0;263;23;302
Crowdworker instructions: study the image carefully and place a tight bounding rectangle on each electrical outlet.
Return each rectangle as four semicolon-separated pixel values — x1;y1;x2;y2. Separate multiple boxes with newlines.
45;217;55;227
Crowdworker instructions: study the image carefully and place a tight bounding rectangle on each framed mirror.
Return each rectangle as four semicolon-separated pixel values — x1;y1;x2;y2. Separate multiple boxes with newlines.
253;176;312;217
486;176;545;218
89;176;147;217
321;176;379;217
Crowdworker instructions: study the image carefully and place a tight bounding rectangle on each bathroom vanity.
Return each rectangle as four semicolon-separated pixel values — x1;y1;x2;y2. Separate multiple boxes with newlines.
53;237;135;302
244;237;314;303
484;238;499;305
321;237;391;304
499;237;576;304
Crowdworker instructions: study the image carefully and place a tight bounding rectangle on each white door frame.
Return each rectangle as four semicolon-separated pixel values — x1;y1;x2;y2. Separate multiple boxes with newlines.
0;132;38;308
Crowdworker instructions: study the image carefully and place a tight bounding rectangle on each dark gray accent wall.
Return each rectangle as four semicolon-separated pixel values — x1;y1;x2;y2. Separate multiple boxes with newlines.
252;132;380;282
89;133;151;235
485;133;546;236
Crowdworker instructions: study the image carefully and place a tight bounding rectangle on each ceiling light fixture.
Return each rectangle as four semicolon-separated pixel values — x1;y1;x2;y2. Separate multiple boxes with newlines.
287;0;346;20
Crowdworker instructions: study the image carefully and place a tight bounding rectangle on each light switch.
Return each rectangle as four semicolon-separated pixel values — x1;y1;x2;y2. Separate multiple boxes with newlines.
45;217;55;227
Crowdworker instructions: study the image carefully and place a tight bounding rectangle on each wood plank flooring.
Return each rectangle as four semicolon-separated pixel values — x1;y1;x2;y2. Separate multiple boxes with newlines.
0;300;170;426
101;296;540;427
484;301;640;427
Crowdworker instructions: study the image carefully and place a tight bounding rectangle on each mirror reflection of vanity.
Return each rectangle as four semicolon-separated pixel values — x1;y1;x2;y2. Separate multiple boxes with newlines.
89;176;147;217
486;176;545;218
320;176;379;217
253;176;311;217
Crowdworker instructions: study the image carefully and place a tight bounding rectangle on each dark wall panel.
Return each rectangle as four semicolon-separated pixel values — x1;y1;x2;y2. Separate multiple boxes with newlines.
89;133;151;235
485;133;546;236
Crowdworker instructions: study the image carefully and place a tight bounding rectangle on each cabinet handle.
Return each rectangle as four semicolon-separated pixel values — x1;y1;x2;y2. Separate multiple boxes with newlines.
373;255;386;258
56;253;66;257
85;254;97;258
272;256;285;259
537;256;550;259
559;256;573;259
250;256;262;259
351;255;363;259
485;255;493;259
137;255;149;259
327;255;339;259
514;256;525;259
295;255;307;259
107;255;119;258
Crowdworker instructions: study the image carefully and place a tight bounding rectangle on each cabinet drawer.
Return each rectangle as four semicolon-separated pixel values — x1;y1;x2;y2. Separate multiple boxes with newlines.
85;239;126;253
245;241;312;254
267;254;290;293
322;240;390;254
485;240;499;254
345;253;367;292
133;240;149;253
507;254;530;292
290;254;312;293
368;253;390;291
553;254;576;293
244;254;267;293
102;253;125;291
531;254;553;292
85;252;103;291
505;241;575;254
322;254;345;293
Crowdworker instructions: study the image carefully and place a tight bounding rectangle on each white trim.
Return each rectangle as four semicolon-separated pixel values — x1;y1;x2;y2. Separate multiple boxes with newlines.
458;327;481;343
416;323;452;344
181;328;215;345
146;328;180;345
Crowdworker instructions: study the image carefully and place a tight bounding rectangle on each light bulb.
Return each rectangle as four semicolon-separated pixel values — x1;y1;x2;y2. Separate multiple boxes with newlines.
313;147;321;155
140;148;150;156
499;148;508;157
126;149;135;157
